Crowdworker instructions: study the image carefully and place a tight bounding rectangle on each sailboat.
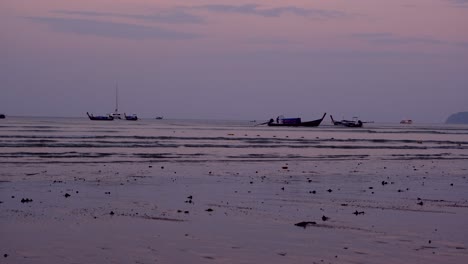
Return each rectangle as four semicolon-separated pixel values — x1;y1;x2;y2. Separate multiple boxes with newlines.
112;85;122;119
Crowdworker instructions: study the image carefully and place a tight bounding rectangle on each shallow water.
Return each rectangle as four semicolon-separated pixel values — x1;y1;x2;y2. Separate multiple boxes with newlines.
1;117;467;164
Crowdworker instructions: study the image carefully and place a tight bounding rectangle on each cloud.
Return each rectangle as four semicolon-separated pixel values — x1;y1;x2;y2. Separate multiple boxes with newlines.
455;41;468;47
352;33;446;46
27;16;199;40
54;9;204;24
192;4;347;18
444;0;468;8
446;0;468;4
352;33;468;50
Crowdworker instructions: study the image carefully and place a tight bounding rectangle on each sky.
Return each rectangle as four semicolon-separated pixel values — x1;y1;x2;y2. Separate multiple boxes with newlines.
1;0;467;122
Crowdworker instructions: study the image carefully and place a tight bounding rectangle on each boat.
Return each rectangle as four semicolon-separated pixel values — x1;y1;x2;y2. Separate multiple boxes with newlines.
155;116;163;120
87;112;114;121
400;119;413;124
330;115;363;127
124;113;138;121
0;114;5;119
267;113;326;127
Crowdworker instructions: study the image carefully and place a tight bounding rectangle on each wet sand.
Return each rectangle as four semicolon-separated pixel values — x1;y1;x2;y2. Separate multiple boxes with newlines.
1;159;467;263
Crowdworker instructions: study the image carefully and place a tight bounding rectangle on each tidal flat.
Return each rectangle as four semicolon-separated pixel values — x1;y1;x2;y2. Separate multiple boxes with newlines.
1;160;468;263
1;118;468;263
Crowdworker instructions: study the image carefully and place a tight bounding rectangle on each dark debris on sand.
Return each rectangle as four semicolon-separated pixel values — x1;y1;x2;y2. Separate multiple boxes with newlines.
185;195;193;204
21;198;33;203
295;221;317;228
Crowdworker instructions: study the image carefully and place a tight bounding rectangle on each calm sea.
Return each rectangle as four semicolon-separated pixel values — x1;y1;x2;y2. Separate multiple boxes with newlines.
1;117;467;164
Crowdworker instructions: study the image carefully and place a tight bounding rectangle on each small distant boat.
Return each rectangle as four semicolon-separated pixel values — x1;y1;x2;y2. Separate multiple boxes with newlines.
330;115;363;127
400;119;413;124
124;113;138;121
266;113;326;127
0;114;5;119
87;112;114;121
155;116;163;120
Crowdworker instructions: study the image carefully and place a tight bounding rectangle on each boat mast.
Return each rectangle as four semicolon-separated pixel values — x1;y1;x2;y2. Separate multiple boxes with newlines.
115;83;119;113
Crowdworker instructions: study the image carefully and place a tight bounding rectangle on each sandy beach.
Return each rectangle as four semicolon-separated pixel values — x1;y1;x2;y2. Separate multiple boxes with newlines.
2;159;468;263
1;118;468;263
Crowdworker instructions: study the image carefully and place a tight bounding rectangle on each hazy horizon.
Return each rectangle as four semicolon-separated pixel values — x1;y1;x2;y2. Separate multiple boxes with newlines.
2;0;468;123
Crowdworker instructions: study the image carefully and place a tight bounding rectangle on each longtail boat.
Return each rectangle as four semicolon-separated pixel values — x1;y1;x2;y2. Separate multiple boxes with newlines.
267;113;326;127
330;115;363;127
124;113;138;121
87;112;114;121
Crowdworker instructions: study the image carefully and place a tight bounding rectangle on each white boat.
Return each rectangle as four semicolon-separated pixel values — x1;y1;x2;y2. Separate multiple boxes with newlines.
400;119;413;124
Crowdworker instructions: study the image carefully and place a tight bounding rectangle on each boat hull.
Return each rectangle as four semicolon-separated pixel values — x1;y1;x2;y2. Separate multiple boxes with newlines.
268;113;326;127
87;112;114;121
330;115;363;127
124;114;138;121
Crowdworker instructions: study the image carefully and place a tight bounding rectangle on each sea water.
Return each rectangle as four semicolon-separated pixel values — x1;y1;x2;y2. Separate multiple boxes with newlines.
1;117;467;165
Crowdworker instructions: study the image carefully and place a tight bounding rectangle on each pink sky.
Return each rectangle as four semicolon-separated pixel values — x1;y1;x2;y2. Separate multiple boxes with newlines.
1;0;468;121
